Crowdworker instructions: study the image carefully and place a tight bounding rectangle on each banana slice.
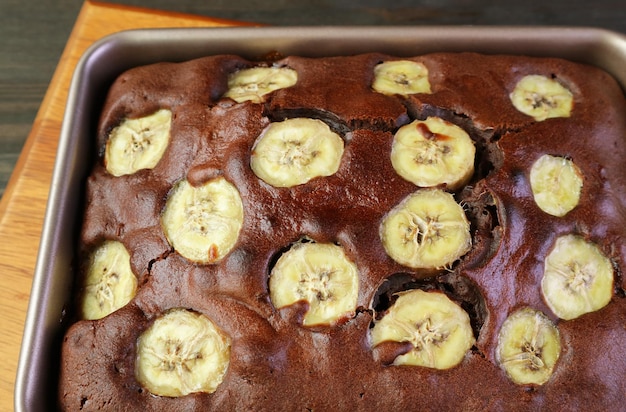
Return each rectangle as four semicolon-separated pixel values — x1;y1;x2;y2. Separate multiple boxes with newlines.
135;308;231;397
509;75;573;121
161;177;244;264
250;118;344;188
224;66;298;103
496;307;561;386
380;189;471;269
268;241;359;327
372;60;431;96
370;289;475;369
530;154;583;217
105;109;172;177
80;240;137;320
541;234;614;320
391;117;476;190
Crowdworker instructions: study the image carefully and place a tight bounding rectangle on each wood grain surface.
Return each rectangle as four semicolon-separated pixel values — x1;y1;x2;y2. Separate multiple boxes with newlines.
0;2;248;410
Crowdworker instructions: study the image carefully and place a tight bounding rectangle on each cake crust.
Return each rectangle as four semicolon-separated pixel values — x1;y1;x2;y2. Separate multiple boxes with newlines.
60;52;626;411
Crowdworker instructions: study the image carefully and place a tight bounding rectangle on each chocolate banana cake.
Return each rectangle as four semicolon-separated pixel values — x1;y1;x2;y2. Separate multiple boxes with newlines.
59;52;626;411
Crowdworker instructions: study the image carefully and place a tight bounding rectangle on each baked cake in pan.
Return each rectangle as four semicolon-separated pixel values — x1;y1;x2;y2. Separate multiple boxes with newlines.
59;52;626;411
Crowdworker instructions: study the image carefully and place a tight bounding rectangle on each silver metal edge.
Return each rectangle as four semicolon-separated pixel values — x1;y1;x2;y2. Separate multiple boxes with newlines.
14;35;105;412
14;25;626;412
78;25;626;85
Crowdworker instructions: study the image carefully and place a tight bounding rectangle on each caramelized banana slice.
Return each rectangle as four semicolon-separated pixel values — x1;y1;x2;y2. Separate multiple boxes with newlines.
372;60;431;96
530;154;583;217
269;241;359;327
541;234;614;320
370;289;475;369
105;109;172;176
81;240;137;320
250;118;344;188
510;75;573;121
161;177;244;264
224;66;297;103
391;117;476;190
380;189;471;269
497;307;561;385
136;308;231;397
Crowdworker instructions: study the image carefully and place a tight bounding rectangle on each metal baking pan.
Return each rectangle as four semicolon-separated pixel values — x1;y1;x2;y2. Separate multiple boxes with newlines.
14;26;626;412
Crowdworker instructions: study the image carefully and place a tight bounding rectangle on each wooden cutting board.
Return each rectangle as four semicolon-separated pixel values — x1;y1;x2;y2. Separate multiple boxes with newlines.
0;2;251;409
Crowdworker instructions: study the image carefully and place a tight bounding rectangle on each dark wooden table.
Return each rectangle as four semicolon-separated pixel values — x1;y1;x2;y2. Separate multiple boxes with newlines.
2;0;626;199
